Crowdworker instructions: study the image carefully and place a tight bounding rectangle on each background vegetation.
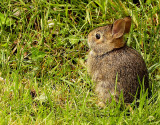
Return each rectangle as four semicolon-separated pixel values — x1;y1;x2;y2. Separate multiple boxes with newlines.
0;0;159;124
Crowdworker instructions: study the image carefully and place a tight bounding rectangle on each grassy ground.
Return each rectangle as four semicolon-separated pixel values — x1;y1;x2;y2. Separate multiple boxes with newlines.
0;0;160;124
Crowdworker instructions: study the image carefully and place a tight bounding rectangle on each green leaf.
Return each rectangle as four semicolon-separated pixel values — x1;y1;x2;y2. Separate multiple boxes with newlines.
68;35;79;45
31;47;46;61
0;12;11;26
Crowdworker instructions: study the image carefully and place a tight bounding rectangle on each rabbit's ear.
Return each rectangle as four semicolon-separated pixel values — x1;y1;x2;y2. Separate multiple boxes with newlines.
112;19;125;39
123;16;131;33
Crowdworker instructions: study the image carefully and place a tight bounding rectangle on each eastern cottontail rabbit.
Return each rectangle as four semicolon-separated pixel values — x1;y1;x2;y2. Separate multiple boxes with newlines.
87;17;149;104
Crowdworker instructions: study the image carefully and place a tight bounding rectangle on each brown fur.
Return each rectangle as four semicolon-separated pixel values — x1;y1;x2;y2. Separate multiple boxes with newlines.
87;17;149;104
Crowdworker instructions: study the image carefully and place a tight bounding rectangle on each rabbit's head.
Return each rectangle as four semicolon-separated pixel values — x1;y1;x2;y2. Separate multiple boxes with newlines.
88;17;131;55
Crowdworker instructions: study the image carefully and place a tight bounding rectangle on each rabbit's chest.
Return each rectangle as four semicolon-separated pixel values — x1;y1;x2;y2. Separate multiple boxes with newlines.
88;55;113;82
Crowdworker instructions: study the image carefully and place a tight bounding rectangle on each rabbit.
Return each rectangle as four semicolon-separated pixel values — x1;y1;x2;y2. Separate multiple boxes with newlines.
87;17;149;105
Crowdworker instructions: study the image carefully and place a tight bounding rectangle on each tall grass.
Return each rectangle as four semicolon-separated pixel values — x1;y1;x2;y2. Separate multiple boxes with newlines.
0;0;159;124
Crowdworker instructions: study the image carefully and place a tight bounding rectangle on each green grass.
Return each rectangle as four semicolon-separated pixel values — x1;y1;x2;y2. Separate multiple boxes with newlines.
0;0;160;124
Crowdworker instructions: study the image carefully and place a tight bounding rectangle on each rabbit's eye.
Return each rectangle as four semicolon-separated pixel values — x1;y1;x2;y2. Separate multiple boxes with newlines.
96;33;101;39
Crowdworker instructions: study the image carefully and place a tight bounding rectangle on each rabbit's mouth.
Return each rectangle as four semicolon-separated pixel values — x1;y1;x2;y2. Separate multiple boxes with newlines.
88;42;109;56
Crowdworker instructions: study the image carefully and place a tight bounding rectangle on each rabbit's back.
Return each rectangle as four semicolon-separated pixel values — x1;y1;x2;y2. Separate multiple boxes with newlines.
87;46;149;103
